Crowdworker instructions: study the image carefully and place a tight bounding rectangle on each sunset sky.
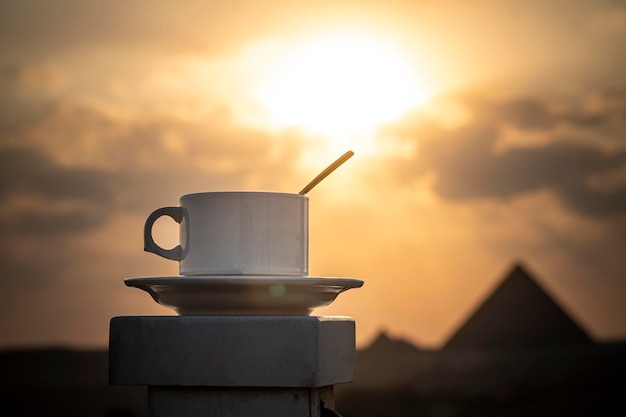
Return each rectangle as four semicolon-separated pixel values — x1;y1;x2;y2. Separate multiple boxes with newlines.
1;0;625;349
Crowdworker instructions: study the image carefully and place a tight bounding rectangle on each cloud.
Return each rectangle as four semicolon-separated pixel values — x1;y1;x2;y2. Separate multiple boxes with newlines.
0;0;219;56
390;90;626;218
435;139;626;217
0;147;114;203
0;0;371;59
0;98;312;235
0;147;117;235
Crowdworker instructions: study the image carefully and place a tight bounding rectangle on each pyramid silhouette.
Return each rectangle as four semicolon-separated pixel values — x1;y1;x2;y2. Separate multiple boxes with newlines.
365;330;421;355
444;262;593;350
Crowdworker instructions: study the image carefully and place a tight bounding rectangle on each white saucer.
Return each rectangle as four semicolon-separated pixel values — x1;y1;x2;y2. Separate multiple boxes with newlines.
125;276;364;316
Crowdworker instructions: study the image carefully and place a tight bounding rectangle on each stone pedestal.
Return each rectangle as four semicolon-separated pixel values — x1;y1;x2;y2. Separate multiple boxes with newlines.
109;316;355;417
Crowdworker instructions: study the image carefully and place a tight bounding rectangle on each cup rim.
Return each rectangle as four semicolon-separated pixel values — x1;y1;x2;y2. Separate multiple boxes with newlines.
180;191;307;200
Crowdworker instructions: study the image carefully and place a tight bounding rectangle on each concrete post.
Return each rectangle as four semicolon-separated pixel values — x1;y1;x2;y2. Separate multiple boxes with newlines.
109;316;355;417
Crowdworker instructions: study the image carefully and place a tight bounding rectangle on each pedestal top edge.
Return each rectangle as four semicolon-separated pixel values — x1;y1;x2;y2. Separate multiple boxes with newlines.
110;315;355;322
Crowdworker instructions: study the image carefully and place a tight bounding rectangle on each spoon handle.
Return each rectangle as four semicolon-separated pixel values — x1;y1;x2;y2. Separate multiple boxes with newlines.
299;150;355;195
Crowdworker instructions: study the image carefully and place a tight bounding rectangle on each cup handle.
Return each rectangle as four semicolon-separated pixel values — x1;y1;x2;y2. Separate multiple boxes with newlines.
143;207;184;261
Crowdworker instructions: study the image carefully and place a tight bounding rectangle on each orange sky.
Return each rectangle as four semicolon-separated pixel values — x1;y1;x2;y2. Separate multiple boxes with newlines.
1;0;625;349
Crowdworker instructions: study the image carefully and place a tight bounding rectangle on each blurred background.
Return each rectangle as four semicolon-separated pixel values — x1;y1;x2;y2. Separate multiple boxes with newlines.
2;0;625;351
0;1;625;415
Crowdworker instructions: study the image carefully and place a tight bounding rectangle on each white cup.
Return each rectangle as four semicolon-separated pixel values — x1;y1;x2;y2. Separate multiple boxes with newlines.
143;192;308;276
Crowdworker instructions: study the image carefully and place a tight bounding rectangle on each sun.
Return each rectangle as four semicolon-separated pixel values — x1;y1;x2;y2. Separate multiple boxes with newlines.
255;32;430;143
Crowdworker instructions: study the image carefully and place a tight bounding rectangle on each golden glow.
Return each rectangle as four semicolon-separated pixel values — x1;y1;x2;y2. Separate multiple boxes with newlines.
255;33;431;140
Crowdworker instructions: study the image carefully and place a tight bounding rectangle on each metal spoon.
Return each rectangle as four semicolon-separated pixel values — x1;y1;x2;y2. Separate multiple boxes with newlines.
298;150;355;195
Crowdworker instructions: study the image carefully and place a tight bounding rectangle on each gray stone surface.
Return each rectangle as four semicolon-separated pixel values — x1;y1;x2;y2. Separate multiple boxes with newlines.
109;316;355;387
